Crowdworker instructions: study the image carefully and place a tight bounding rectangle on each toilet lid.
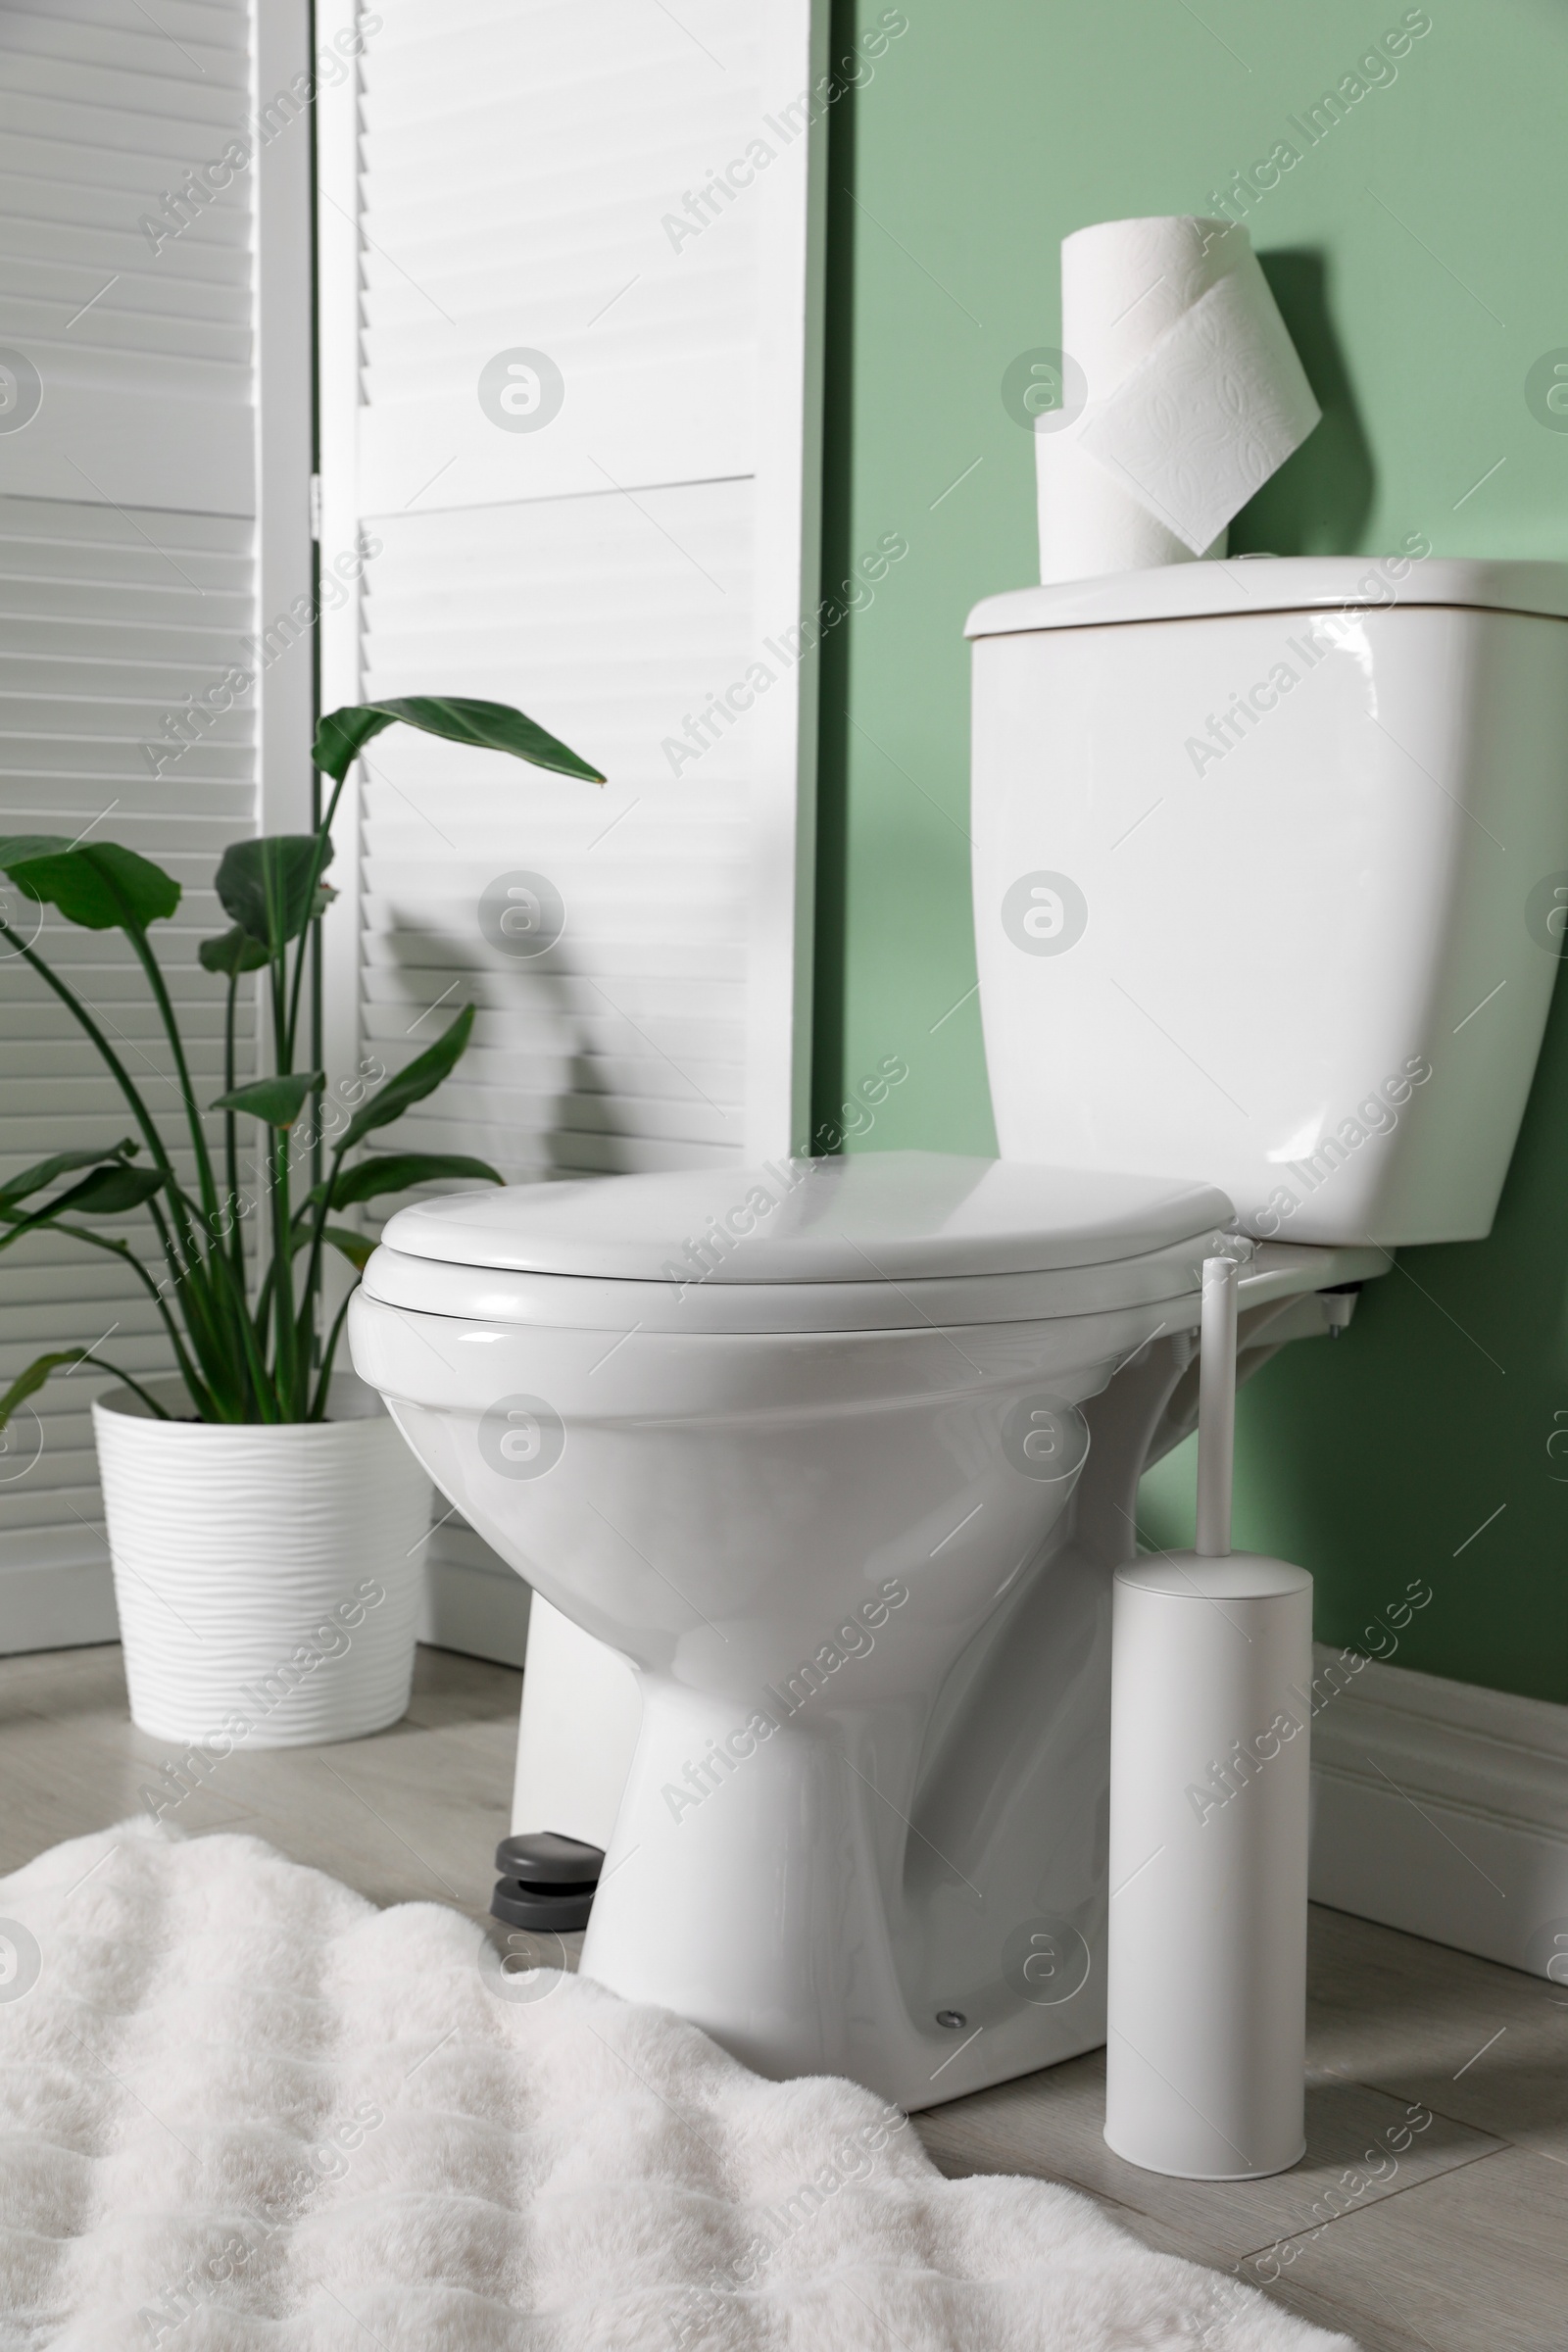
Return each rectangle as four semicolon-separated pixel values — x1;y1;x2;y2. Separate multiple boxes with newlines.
367;1153;1237;1334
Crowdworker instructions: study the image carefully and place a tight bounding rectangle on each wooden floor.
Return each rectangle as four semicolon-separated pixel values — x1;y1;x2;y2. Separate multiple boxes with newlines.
2;1643;1563;2352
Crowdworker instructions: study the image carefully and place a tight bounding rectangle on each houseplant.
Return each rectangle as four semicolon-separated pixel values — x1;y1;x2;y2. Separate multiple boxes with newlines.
0;696;604;1744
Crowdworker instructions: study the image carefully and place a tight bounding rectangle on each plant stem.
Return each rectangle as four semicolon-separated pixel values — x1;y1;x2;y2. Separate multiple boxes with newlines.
74;1358;174;1419
121;921;220;1228
283;771;349;1069
269;1128;299;1411
49;1224;211;1416
298;1131;352;1409
203;1235;279;1421
223;965;245;1290
8;937;201;1271
282;776;359;1402
160;1181;256;1415
310;1282;357;1419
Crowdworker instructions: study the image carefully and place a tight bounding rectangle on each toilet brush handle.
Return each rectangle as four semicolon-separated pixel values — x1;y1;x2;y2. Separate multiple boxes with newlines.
1195;1254;1240;1559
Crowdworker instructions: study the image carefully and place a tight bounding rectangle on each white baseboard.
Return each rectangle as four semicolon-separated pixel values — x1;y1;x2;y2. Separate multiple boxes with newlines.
417;1522;532;1668
0;1522;533;1670
0;1530;119;1652
1309;1642;1568;1982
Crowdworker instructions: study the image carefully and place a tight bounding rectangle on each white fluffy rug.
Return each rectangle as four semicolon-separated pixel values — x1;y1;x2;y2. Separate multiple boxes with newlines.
0;1821;1355;2349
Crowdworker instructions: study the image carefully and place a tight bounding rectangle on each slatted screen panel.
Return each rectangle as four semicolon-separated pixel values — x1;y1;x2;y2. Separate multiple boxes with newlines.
0;0;258;1642
359;484;752;1180
333;0;788;1190
0;0;255;512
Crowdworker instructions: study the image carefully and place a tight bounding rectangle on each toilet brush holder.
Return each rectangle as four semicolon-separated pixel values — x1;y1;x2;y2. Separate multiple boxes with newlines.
1104;1254;1312;2180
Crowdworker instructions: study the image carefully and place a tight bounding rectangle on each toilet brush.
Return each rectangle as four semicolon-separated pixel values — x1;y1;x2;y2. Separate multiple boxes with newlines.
1103;1254;1312;2179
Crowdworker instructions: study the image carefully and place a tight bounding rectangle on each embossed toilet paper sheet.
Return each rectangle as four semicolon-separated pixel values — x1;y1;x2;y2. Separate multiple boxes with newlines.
1036;215;1320;582
0;1820;1359;2349
1076;250;1322;552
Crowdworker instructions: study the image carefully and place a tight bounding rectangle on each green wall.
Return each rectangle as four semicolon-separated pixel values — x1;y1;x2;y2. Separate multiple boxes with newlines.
813;0;1568;1703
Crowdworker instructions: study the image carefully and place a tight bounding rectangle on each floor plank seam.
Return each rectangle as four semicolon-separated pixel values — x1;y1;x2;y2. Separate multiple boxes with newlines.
1233;2139;1514;2265
1356;2075;1523;2148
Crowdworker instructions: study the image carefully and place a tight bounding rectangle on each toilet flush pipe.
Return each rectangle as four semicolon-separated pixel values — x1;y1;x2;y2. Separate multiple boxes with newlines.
1195;1255;1239;1558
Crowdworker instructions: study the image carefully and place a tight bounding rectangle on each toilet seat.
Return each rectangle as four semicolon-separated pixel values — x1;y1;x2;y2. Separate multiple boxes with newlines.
363;1240;1233;1335
368;1152;1237;1334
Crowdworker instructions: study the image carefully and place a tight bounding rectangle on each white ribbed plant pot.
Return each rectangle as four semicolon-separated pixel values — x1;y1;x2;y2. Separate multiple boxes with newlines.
93;1373;432;1746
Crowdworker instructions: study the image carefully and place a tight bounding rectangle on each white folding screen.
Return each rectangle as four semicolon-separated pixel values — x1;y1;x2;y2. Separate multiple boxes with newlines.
0;0;312;1647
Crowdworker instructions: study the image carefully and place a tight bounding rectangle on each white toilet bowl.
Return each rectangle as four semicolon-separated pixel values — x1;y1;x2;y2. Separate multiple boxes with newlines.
350;1152;1240;2099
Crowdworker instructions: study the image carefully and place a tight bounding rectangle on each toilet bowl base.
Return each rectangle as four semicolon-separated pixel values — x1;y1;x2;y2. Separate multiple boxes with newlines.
576;1558;1114;2114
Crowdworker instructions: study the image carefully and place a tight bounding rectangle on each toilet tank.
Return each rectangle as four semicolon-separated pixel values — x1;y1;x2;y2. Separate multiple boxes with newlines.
968;558;1568;1247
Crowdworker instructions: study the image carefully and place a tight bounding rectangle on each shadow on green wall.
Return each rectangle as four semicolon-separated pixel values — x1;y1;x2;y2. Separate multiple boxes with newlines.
810;7;859;1152
1234;251;1376;556
1229;940;1568;1703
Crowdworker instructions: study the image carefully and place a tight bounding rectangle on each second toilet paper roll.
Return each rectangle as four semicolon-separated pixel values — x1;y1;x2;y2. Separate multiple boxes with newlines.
1036;216;1319;584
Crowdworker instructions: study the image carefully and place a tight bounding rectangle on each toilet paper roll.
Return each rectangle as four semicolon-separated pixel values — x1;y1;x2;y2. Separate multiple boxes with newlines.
1036;428;1218;578
1036;216;1320;584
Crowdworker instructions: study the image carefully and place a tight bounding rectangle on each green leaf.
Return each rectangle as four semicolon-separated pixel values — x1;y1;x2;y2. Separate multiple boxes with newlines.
312;697;606;786
63;1164;164;1215
211;1072;324;1128
0;1140;137;1212
320;1225;376;1273
319;1151;503;1210
281;1219;377;1271
0;1161;165;1250
199;924;274;977
336;1005;476;1153
0;834;69;876
214;836;330;952
0;838;180;932
0;1351;85;1432
0;1349;172;1431
311;707;397;782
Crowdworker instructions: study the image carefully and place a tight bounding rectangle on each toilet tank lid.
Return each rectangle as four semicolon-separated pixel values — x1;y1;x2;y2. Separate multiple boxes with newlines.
964;557;1568;638
378;1152;1235;1284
